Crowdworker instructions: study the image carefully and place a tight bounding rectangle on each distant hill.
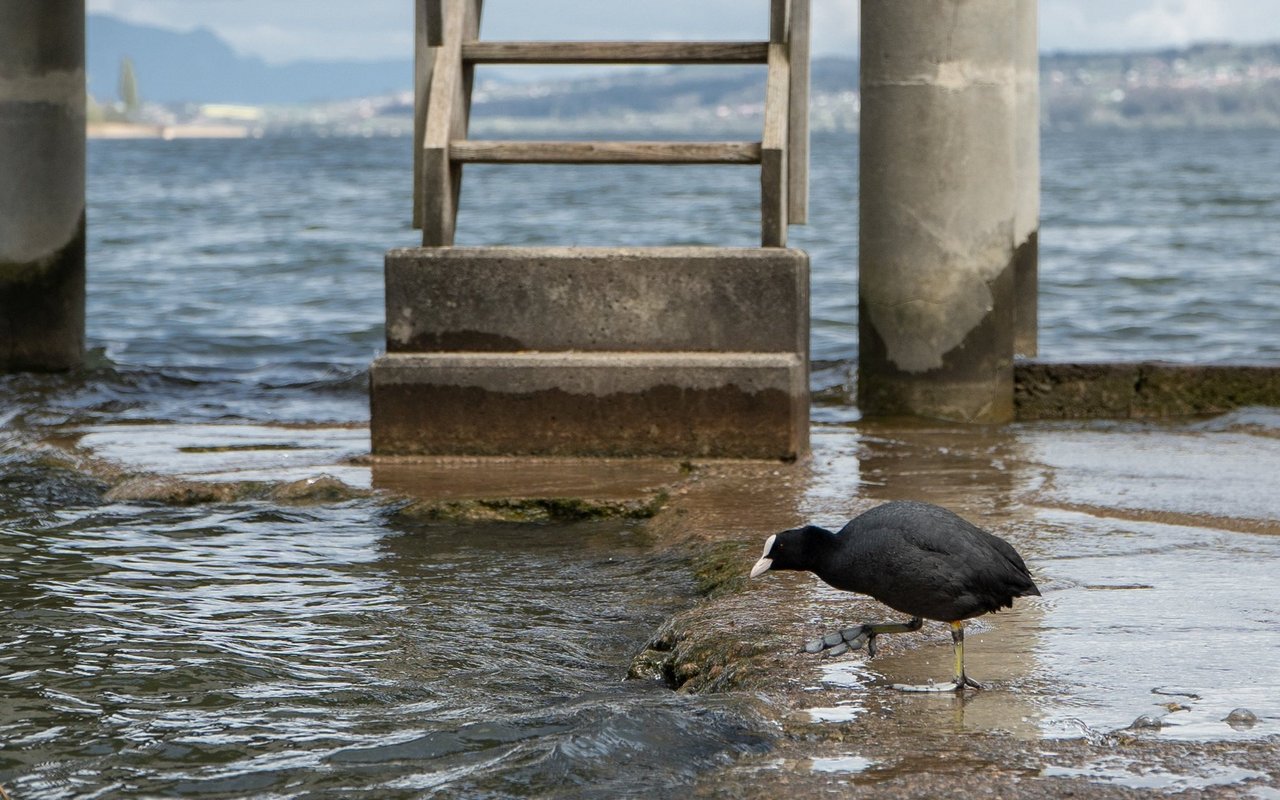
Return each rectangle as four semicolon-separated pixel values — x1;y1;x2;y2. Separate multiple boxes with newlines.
88;14;412;104
1038;42;1280;128
473;43;1280;131
472;58;855;119
90;14;1280;129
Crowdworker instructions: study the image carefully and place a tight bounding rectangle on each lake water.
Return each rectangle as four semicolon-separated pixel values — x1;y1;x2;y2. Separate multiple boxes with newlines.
39;127;1280;427
2;128;1279;797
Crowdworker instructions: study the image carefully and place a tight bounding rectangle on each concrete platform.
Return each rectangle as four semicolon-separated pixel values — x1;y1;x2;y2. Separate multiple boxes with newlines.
1015;361;1280;419
384;246;808;353
370;352;809;459
372;246;811;459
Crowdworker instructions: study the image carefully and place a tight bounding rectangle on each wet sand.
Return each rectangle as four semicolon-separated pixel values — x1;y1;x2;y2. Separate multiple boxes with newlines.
42;409;1280;796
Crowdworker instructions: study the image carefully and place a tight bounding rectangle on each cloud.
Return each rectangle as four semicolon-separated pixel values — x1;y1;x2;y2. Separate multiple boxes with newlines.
1122;0;1227;47
1040;0;1277;52
812;0;860;56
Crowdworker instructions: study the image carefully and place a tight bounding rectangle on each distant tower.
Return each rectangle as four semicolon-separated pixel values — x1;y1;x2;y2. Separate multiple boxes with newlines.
118;56;140;117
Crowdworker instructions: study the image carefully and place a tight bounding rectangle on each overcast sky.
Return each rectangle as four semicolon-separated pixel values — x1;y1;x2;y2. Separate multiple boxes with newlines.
86;0;1280;64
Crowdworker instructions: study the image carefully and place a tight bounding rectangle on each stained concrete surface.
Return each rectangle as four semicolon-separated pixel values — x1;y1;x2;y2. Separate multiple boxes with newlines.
384;247;809;354
41;409;1280;796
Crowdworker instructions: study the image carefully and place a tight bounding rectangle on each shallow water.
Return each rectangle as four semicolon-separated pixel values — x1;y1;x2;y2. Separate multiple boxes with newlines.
797;413;1280;744
0;493;767;797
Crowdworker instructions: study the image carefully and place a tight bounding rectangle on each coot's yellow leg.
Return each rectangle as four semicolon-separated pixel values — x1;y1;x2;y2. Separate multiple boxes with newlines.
892;621;984;693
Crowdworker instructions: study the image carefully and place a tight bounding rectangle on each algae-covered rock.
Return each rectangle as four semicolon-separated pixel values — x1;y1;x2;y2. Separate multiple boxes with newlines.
628;598;778;695
692;540;753;597
270;475;370;504
0;448;108;508
396;492;667;524
105;476;253;505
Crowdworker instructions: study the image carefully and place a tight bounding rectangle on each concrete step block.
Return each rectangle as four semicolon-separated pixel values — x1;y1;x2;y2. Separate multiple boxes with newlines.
371;351;808;459
385;246;809;354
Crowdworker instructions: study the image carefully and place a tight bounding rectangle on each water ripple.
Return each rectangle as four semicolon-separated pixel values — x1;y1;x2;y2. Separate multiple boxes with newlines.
0;503;764;797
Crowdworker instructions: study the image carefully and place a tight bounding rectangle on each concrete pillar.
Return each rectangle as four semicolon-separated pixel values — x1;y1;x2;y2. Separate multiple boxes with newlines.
1014;0;1040;357
858;0;1018;422
1;0;86;372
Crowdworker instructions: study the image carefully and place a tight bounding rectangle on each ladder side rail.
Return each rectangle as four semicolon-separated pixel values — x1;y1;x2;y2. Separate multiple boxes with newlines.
770;0;791;44
413;0;437;229
452;0;483;235
761;42;790;247
426;0;444;47
422;0;466;246
787;0;809;224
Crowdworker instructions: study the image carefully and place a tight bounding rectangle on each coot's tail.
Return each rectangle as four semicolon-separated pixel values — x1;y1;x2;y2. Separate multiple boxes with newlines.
989;534;1040;599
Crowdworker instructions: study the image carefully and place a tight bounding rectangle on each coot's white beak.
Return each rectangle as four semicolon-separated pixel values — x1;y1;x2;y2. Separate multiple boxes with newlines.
749;534;776;578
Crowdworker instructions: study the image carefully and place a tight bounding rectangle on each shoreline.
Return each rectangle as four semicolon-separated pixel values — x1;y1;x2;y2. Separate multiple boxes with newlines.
88;122;256;140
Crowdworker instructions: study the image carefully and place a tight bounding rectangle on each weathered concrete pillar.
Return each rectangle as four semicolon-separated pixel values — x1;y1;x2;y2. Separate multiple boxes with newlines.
1014;0;1040;357
1;0;86;372
858;0;1018;422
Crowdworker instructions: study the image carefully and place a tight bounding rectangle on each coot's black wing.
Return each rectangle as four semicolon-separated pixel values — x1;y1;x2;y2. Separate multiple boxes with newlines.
830;501;1039;621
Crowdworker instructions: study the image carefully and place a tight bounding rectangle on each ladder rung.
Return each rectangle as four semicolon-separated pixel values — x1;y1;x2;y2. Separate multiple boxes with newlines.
449;141;764;165
462;41;770;65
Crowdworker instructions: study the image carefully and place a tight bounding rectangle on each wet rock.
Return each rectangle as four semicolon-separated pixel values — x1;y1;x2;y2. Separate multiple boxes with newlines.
105;476;249;505
269;475;368;504
627;647;674;683
692;540;752;597
0;450;107;508
626;599;776;695
1225;707;1259;728
396;493;666;524
1128;714;1164;730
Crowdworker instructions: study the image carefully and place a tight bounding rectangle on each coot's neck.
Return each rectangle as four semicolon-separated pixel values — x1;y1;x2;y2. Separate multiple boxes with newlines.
798;525;841;574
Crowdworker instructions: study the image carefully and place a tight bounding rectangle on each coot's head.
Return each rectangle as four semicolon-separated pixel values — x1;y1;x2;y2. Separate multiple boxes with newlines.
749;525;828;577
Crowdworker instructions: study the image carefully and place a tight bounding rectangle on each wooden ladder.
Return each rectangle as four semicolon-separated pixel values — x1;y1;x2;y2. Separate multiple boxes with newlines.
411;0;810;248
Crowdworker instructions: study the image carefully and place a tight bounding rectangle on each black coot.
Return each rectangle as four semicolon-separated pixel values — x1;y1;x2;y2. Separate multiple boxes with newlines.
750;500;1039;691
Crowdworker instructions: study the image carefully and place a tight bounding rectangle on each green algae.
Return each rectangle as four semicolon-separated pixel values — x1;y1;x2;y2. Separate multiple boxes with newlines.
396;491;669;524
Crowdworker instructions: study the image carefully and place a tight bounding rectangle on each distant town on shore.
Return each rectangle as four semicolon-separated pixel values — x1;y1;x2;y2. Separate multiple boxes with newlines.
88;13;1280;139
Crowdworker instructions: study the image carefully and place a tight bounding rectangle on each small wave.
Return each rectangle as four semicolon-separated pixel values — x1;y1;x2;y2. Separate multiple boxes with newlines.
1187;406;1280;439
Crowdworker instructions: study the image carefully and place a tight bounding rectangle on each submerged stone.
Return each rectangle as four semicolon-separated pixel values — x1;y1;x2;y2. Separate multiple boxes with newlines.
396;493;666;523
1225;708;1258;727
270;475;368;504
105;476;249;505
1128;714;1164;730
